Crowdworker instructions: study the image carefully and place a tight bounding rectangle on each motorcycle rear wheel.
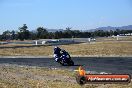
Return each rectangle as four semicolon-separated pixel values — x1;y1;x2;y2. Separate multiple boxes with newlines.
68;60;74;66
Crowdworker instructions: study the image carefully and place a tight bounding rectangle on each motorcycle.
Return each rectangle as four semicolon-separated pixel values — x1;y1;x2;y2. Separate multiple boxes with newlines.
58;50;74;66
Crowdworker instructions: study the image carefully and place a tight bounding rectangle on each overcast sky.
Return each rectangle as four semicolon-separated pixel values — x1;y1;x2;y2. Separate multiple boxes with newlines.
0;0;132;32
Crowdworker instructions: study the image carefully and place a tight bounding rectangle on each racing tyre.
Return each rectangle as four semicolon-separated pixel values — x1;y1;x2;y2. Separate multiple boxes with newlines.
68;60;74;66
76;76;87;85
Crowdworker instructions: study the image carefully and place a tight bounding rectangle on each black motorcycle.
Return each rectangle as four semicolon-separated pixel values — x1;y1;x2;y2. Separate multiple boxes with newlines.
58;50;74;66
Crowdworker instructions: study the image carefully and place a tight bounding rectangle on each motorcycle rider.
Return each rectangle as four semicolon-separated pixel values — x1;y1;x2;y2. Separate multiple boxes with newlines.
53;46;62;62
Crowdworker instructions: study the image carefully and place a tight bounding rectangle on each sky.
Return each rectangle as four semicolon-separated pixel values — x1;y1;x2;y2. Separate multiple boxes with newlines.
0;0;132;33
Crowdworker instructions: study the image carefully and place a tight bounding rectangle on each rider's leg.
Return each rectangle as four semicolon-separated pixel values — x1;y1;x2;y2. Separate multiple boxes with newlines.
54;54;60;62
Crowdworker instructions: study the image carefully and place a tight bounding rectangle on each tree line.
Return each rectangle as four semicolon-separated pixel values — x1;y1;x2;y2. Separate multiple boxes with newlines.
0;24;132;41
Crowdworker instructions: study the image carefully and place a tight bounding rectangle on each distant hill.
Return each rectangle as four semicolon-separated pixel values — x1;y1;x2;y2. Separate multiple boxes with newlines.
87;25;132;32
47;29;64;32
47;25;132;32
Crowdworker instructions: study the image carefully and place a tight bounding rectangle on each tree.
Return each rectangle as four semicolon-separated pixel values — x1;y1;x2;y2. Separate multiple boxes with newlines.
36;27;48;39
54;31;60;39
66;27;72;30
93;30;106;37
109;30;114;36
63;27;73;38
10;30;16;40
48;32;54;39
116;29;120;35
72;30;81;38
18;24;30;40
30;30;37;40
113;31;118;36
1;30;11;40
105;31;110;37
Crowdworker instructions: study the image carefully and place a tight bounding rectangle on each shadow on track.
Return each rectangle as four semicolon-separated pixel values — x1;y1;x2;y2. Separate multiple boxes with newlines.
61;64;83;67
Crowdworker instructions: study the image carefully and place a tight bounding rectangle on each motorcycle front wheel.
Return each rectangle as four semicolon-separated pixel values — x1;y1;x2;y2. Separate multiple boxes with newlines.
59;60;65;66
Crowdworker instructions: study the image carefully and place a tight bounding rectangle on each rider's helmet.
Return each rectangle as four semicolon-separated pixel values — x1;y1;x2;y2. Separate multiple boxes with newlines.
54;46;61;53
54;46;62;58
54;46;60;50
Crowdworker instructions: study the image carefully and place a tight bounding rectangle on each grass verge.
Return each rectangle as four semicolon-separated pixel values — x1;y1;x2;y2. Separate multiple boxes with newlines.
0;41;132;56
0;64;131;88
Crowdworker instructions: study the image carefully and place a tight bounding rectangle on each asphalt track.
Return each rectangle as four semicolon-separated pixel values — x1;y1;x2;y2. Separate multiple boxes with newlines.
0;57;132;74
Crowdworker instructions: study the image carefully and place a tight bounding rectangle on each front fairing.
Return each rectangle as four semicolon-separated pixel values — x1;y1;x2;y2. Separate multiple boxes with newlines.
62;54;71;62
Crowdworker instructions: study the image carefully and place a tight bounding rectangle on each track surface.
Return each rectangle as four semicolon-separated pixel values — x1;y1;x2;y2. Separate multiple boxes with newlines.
0;57;132;74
